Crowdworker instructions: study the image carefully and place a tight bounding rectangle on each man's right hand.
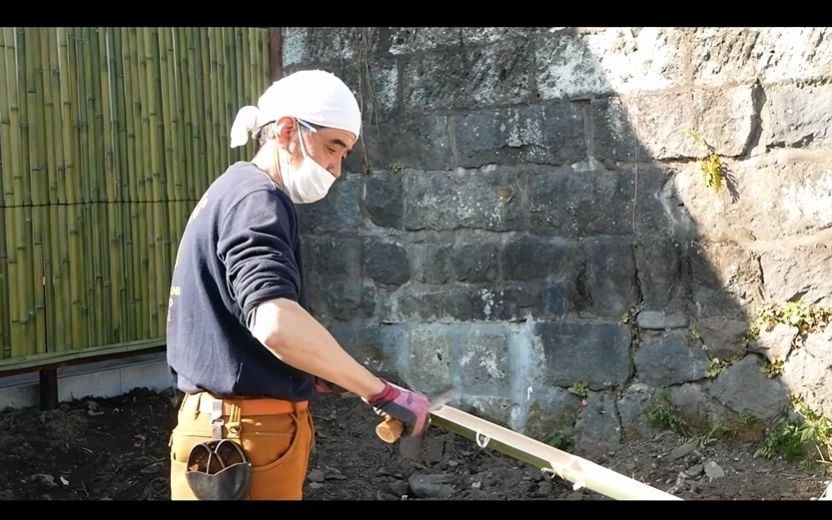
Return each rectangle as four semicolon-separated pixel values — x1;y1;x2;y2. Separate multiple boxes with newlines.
365;379;430;437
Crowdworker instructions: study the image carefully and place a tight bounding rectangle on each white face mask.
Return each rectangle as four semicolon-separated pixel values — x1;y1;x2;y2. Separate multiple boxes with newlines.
278;119;336;204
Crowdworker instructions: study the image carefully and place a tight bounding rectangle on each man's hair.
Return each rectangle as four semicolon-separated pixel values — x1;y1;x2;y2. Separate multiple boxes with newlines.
255;121;278;149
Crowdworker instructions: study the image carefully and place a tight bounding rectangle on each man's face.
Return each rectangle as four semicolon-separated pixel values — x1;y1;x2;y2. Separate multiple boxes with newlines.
292;121;356;180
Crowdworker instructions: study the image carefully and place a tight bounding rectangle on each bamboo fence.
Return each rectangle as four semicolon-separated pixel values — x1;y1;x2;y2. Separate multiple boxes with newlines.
0;27;269;362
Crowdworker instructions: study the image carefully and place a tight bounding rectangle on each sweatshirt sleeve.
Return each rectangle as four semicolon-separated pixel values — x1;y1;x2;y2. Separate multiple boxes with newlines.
217;188;301;321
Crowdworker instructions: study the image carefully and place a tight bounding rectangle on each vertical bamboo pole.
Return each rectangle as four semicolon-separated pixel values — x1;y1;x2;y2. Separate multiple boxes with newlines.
93;28;112;344
199;29;212;193
15;28;36;353
23;27;49;206
31;206;46;355
38;29;60;352
0;207;8;359
188;28;202;201
0;31;12;358
46;29;66;350
136;28;151;338
25;29;45;355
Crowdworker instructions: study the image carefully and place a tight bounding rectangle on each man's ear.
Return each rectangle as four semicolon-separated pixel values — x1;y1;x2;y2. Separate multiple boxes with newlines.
274;116;296;149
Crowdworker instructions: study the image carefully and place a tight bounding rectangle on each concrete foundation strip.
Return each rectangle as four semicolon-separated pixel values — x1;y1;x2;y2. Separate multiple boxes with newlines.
429;405;683;500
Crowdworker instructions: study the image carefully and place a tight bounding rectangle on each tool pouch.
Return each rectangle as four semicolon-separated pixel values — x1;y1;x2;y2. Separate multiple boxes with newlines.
185;439;252;500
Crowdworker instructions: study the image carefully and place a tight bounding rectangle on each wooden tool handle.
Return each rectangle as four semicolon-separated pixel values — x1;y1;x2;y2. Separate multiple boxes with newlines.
375;416;404;443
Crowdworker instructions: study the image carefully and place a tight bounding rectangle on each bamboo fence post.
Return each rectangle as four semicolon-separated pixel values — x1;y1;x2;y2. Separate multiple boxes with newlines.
0;30;13;358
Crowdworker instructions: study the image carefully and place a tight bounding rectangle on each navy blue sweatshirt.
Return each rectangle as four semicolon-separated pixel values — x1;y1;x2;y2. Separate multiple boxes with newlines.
166;161;314;400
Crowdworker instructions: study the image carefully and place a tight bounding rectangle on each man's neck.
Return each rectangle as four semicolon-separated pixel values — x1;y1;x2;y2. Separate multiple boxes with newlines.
251;143;284;188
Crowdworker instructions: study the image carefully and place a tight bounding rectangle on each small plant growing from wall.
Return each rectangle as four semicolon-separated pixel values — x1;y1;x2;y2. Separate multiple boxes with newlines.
755;396;832;469
688;130;727;194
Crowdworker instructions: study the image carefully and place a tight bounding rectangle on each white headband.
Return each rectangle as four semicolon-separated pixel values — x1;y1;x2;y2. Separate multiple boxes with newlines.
229;69;362;148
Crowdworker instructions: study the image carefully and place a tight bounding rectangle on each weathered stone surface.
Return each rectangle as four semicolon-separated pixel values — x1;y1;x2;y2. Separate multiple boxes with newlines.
669;383;711;429
456;396;515;429
767;83;832;149
364;239;410;287
748;324;797;363
536;28;685;100
336;56;400;117
635;240;687;312
327;323;408;375
573;392;622;457
698;318;749;360
593;86;756;162
634;334;710;386
593;94;696;161
395;286;486;322
501;236;579;282
781;324;832;418
537;322;632;389
404;168;525;232
454;326;511;395
347;114;451;172
283;27;359;66
524;386;582;441
364;175;403;229
693;27;832;86
637;311;689;330
302;236;363;280
694;85;759;157
461;27;541;45
403;40;535;111
408;325;453;392
411;243;450;284
688;241;762;320
296;176;362;233
617;383;658;439
707;355;789;422
673;155;832;241
758;243;832;307
396;285;543;322
579;238;639;319
541;101;588;164
319;280;376;322
527;165;670;238
449;242;500;283
452;102;586;168
388;27;460;55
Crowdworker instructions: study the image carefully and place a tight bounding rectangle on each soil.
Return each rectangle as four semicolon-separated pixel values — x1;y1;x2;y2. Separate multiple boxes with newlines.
0;387;829;501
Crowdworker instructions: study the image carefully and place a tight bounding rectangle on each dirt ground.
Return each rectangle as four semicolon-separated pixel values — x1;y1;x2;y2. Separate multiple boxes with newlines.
0;387;829;501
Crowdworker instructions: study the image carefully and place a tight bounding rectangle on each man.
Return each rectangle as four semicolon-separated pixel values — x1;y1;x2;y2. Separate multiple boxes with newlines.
166;69;430;500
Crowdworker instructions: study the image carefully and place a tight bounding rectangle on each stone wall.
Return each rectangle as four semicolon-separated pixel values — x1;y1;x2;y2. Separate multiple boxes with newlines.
283;27;832;456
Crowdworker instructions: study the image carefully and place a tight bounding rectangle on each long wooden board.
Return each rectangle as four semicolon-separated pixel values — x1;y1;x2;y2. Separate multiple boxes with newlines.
430;405;682;501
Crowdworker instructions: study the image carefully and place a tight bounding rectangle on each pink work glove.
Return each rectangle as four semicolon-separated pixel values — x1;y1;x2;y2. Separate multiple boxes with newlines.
366;379;431;437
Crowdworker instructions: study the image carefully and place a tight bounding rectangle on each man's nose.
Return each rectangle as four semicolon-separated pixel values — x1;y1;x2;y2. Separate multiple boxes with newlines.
329;161;342;179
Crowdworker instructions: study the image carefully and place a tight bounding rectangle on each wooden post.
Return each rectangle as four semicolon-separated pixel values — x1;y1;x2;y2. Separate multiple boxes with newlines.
39;368;58;410
267;28;282;81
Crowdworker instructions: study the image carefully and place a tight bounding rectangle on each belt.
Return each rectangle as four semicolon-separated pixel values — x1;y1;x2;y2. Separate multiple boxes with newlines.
182;392;308;417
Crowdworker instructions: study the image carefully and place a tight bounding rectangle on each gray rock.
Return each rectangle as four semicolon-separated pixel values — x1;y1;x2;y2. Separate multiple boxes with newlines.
703;461;725;481
637;311;689;330
708;355;789;422
365;239;411;287
748;324;797;363
407;474;455;499
537;322;632;389
634;334;710;386
573;392;622;457
308;469;325;483
698;318;748;360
